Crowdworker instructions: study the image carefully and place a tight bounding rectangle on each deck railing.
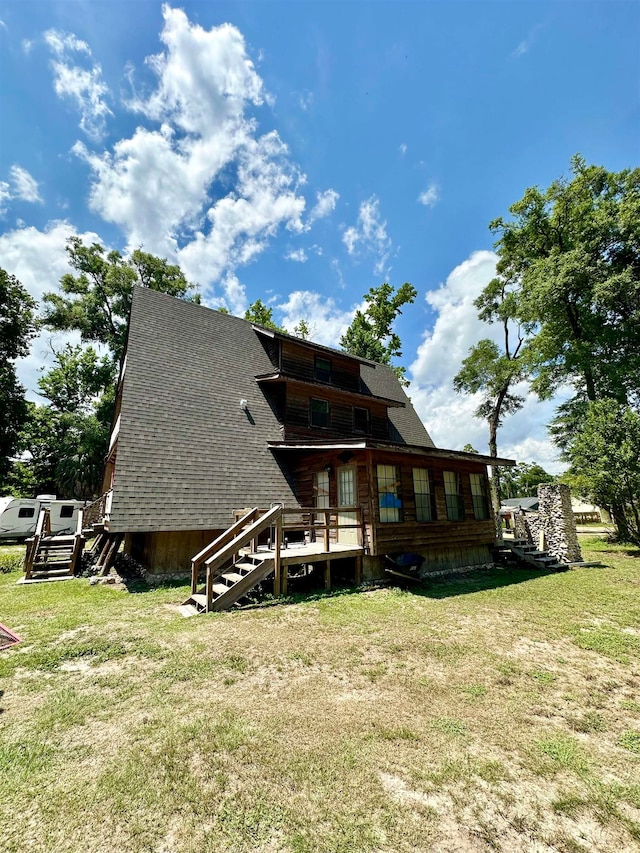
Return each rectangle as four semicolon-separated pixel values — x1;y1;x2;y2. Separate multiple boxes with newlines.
24;507;51;579
234;506;364;551
83;490;113;529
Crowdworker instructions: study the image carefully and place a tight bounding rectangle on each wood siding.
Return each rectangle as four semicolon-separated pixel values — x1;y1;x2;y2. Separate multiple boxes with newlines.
127;529;222;575
286;448;495;570
283;386;389;442
280;340;360;391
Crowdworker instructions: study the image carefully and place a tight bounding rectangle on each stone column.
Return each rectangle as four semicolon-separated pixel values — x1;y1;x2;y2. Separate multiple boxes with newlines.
537;483;582;563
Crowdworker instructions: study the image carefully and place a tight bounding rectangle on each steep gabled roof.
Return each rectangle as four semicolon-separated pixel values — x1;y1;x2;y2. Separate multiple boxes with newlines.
108;287;434;532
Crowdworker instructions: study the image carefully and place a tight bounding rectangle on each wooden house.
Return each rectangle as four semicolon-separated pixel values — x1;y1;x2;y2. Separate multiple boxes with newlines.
98;287;514;610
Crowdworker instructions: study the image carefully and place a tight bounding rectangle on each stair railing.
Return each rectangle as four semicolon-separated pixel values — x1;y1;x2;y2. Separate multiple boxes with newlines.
24;507;50;580
69;508;85;576
83;490;113;529
191;507;259;594
203;504;283;611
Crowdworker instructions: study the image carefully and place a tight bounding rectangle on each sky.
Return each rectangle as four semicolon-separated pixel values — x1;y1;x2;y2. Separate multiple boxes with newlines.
1;0;638;472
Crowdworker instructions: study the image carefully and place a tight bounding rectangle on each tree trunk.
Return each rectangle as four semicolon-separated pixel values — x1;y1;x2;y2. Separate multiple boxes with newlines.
488;415;501;515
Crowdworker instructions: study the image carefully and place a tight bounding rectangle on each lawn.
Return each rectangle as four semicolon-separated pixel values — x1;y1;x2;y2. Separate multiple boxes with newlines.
1;539;639;853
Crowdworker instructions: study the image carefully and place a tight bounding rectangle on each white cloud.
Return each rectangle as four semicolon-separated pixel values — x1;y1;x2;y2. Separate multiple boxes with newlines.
399;143;407;156
77;5;308;300
407;250;567;471
309;188;339;223
511;21;547;59
285;248;308;263
417;183;439;207
0;221;103;398
22;39;33;54
44;28;112;141
298;90;313;111
279;290;358;349
0;181;11;216
9;165;42;203
342;195;392;276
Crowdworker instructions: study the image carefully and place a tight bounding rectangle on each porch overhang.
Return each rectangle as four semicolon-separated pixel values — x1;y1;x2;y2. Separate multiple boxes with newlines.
268;438;516;467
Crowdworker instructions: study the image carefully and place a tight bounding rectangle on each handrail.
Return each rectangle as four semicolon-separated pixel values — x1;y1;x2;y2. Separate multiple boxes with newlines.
24;507;50;580
191;507;258;594
83;490;113;528
204;504;283;610
70;509;85;575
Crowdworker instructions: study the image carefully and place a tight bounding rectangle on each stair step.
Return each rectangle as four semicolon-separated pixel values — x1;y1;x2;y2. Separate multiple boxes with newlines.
179;603;199;617
221;572;244;584
31;568;73;577
33;560;72;568
234;560;259;571
190;593;208;608
211;582;230;597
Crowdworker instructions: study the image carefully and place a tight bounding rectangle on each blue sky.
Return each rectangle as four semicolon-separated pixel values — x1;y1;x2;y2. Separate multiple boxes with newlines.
1;1;638;470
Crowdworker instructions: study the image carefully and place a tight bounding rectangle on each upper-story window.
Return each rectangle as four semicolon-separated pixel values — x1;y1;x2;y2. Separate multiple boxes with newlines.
443;471;465;521
470;473;490;520
353;406;370;434
314;356;332;383
310;398;330;429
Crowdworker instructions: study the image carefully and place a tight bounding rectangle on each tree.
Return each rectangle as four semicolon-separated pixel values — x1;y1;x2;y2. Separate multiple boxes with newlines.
42;239;199;365
244;299;283;331
461;444;479;454
490;155;640;411
566;400;640;545
293;319;311;340
0;269;37;490
340;282;417;384
500;462;555;500
453;273;531;512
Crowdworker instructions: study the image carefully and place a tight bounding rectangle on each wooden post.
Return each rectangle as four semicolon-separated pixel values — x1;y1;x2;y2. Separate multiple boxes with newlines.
281;559;288;596
324;559;331;592
190;560;198;594
206;567;214;612
355;555;362;586
274;515;282;597
323;510;330;552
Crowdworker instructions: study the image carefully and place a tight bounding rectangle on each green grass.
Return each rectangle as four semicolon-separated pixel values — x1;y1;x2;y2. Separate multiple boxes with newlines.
0;538;639;851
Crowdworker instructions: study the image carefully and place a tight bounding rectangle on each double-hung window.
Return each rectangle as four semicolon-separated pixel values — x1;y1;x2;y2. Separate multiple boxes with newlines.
310;398;330;429
313;471;330;509
314;357;332;383
353;406;370;435
470;473;490;520
443;471;465;521
377;464;402;522
412;468;436;521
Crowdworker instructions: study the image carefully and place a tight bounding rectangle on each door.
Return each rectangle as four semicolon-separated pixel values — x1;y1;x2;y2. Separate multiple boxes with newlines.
337;464;359;544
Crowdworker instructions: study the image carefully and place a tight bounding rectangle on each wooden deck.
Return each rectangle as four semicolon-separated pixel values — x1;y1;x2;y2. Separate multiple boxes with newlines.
245;540;364;593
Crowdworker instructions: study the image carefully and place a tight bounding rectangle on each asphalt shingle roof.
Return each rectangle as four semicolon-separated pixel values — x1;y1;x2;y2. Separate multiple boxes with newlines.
109;287;434;532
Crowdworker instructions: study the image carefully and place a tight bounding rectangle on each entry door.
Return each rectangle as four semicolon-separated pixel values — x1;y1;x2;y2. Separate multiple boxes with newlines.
337;464;359;544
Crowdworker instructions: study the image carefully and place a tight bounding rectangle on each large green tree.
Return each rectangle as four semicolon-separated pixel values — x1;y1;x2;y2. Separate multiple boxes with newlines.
566;400;640;545
340;282;417;384
43;239;199;365
0;269;37;489
490;155;640;409
244;298;284;331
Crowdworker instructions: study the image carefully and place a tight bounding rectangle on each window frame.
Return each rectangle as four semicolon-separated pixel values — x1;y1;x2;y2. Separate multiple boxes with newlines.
443;470;465;521
313;470;330;509
412;467;437;522
377;464;403;523
470;473;491;520
353;406;370;435
59;505;75;519
309;397;330;429
314;356;332;383
18;507;35;519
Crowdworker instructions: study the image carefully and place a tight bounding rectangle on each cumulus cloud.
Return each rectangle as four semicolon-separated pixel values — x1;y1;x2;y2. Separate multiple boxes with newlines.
9;165;43;203
278;290;358;348
76;5;308;299
285;248;308;263
308;188;339;223
342;195;392;276
417;183;439;207
0;221;103;398
407;250;566;471
44;28;112;141
0;165;43;215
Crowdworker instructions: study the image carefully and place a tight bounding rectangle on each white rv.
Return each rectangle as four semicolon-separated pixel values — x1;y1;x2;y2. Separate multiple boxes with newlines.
0;495;85;541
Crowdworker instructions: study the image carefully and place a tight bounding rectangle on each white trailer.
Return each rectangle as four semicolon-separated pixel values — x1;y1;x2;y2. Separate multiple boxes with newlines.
0;495;85;541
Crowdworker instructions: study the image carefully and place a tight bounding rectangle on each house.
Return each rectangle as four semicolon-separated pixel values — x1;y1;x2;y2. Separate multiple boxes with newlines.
99;287;514;602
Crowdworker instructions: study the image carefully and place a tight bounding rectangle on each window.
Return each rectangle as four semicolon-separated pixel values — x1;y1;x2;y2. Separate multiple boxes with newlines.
377;464;402;522
337;465;356;507
413;468;436;521
443;471;465;521
60;505;74;519
313;471;330;509
310;398;330;428
470;473;490;520
314;356;332;383
18;507;35;518
353;406;370;434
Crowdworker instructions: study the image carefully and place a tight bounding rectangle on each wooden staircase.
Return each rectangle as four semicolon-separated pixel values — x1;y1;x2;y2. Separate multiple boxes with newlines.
181;505;283;615
22;507;85;583
492;538;568;572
